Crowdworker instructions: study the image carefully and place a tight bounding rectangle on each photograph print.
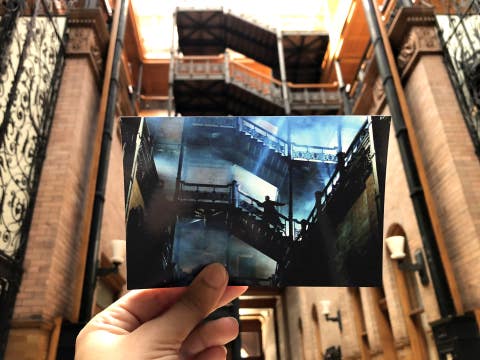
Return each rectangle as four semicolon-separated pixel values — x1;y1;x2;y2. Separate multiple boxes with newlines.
121;115;390;288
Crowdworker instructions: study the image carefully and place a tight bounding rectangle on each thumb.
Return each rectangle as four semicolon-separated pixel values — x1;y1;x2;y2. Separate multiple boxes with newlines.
139;263;228;343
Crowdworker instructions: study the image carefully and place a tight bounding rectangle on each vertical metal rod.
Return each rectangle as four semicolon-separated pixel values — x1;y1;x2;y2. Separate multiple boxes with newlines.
174;119;186;201
79;0;129;322
276;29;290;115
135;61;143;108
287;122;293;241
168;10;176;116
334;59;352;115
361;0;455;317
224;51;230;84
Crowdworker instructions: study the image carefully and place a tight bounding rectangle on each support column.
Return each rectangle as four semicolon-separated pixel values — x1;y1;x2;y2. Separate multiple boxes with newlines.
168;10;177;116
361;0;458;318
276;29;290;115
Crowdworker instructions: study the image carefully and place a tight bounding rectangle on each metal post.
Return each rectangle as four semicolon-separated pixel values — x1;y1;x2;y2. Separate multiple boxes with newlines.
79;0;129;322
334;59;352;115
276;29;290;115
135;61;143;109
224;51;230;84
168;10;177;116
361;0;455;317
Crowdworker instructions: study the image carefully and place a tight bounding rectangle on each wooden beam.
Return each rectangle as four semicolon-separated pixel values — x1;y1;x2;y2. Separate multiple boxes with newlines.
348;288;371;359
369;288;397;359
240;298;277;309
391;261;429;359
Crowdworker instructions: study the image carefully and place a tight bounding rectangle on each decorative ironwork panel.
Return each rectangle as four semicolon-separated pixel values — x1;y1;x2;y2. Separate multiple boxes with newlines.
437;1;480;155
0;4;66;355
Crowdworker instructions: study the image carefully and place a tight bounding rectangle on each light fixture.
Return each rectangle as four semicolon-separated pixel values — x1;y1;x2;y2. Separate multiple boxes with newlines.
385;235;406;259
320;300;342;332
97;239;126;277
385;236;429;286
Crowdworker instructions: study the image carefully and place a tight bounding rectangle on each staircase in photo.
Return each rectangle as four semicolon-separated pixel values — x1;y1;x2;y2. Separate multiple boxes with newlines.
173;118;372;284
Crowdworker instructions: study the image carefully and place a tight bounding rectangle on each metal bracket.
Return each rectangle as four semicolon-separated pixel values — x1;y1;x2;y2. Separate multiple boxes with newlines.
398;249;430;286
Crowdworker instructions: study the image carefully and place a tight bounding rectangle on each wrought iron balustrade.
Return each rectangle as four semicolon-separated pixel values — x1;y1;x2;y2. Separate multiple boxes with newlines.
238;117;289;155
288;84;342;111
190;116;237;129
175;56;225;80
291;143;338;163
305;121;370;226
0;0;67;355
435;0;480;155
177;181;233;204
229;61;284;107
173;55;340;112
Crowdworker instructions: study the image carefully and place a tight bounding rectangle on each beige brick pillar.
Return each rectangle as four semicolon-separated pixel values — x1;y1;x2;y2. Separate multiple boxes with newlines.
389;6;480;316
4;9;109;360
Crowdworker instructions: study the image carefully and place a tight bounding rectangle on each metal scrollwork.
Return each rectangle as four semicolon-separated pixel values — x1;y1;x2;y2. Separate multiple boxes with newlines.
0;1;67;355
437;1;480;155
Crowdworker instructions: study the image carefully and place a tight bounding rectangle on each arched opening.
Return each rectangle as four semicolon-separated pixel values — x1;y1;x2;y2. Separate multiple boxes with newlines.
385;223;429;359
348;287;371;359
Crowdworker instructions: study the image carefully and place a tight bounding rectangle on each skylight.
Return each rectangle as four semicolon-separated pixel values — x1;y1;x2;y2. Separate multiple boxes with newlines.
131;0;352;59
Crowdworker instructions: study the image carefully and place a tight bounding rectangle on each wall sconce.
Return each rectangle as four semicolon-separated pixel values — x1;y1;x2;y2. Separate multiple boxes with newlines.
320;300;343;332
385;235;430;286
97;239;126;277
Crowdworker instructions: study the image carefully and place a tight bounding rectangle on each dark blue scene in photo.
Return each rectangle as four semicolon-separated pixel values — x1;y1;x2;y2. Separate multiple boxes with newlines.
121;115;390;288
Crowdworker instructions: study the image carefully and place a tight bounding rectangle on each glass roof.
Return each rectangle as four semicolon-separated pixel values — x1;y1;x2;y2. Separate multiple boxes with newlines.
131;0;352;59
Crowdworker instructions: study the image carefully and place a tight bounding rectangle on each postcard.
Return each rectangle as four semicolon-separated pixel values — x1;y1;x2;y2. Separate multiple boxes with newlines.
121;115;390;288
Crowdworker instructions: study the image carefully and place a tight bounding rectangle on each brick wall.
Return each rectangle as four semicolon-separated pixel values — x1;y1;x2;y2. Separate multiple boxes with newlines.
5;57;100;359
404;55;480;312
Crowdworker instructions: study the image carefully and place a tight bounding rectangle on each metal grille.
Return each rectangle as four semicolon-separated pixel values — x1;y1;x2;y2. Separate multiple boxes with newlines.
436;0;480;155
0;0;66;354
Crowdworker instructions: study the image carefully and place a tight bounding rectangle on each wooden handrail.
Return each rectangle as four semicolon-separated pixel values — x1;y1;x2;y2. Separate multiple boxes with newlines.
288;82;338;89
140;94;169;100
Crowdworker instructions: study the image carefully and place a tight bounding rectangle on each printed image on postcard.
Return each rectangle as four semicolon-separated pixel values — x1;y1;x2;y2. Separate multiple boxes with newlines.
121;115;390;288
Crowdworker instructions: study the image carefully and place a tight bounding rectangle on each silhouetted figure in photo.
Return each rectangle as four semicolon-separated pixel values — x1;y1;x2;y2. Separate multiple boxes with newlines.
255;195;285;231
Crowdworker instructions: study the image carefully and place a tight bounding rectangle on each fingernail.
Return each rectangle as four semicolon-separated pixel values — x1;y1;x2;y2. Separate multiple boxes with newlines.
203;263;227;288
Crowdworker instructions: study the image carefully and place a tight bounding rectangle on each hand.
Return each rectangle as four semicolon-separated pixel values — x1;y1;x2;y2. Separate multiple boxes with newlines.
76;263;248;360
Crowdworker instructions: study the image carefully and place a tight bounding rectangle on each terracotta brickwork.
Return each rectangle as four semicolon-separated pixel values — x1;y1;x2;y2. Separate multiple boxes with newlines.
4;9;110;358
16;57;100;319
277;8;479;360
5;322;52;360
4;57;101;360
403;55;480;311
4;5;479;360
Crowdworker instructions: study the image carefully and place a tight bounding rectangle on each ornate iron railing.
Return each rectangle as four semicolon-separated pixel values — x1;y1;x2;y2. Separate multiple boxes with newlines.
189;116;337;162
237;117;289;155
173;55;341;112
436;0;480;155
304;121;370;228
0;0;67;354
